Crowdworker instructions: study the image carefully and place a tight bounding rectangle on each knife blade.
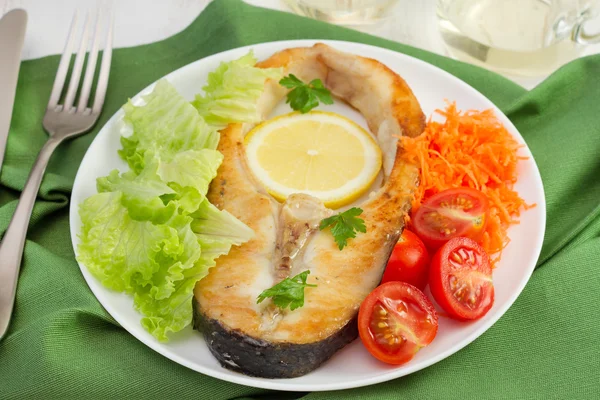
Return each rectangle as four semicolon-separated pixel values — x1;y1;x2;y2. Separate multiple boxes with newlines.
0;9;27;176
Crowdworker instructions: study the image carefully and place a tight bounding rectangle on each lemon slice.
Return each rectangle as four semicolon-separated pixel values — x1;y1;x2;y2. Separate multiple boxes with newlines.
244;111;382;209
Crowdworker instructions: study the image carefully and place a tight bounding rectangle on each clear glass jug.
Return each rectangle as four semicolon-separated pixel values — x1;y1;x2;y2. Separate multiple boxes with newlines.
437;0;600;77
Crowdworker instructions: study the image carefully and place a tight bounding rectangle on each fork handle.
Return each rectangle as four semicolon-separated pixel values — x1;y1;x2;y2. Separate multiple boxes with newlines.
0;136;62;339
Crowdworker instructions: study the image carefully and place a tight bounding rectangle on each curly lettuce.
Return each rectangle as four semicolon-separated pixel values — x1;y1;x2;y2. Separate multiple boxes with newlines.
119;79;220;174
192;51;283;129
77;72;277;341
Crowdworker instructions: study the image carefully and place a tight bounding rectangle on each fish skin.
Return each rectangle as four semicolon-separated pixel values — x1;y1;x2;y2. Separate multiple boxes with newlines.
193;43;425;378
193;305;358;378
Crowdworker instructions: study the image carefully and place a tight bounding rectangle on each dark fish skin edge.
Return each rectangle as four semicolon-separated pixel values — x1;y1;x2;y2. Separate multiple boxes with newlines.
192;299;358;379
192;231;401;378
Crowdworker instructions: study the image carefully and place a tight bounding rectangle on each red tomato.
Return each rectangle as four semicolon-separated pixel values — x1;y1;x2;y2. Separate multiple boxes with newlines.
358;282;438;365
412;187;489;250
381;230;431;290
429;237;494;321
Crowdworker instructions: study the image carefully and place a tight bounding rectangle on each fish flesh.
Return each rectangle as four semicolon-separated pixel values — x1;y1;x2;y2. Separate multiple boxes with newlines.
193;43;425;378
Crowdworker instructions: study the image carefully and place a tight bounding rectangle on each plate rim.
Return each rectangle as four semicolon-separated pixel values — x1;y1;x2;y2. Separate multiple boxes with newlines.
69;39;546;392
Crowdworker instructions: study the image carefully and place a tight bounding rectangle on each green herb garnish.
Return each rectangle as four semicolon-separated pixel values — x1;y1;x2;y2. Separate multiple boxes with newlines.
279;74;334;113
257;270;317;311
319;207;366;250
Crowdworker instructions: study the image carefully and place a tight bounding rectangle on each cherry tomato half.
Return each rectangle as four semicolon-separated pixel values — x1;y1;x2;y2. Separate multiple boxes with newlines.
429;237;494;321
358;282;438;365
381;230;431;290
412;187;489;251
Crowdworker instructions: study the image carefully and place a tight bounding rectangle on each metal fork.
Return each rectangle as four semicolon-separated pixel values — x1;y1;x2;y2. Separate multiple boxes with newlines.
0;12;113;339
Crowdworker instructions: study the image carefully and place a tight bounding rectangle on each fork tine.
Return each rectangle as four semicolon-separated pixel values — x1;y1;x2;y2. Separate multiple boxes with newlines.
47;11;79;110
63;14;90;112
91;11;113;114
77;13;102;112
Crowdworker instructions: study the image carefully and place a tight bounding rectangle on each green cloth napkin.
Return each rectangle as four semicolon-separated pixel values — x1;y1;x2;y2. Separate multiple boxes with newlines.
1;0;599;398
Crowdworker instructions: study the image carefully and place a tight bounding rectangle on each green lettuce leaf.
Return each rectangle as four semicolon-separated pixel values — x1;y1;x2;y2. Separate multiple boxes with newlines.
98;146;224;222
135;263;203;342
119;79;220;173
191;199;255;266
79;78;255;342
78;192;253;342
96;168;177;223
157;149;223;196
77;192;200;296
192;51;283;129
78;192;204;342
131;201;254;342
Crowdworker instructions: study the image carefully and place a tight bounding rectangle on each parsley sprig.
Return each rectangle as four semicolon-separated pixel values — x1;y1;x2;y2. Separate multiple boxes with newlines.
279;74;334;113
256;270;317;311
319;207;366;250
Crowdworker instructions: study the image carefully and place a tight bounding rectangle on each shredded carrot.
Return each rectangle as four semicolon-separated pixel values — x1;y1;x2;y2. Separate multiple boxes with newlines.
400;103;534;266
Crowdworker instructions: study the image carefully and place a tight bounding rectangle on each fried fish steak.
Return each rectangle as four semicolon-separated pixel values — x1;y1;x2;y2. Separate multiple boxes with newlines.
193;43;425;378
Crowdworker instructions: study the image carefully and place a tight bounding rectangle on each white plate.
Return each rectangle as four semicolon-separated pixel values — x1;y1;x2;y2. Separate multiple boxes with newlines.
69;40;546;392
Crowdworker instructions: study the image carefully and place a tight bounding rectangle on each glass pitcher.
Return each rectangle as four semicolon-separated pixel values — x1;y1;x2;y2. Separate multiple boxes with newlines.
437;0;600;77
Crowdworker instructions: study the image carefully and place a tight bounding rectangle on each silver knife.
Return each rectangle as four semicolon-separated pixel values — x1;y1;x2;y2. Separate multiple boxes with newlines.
0;9;27;176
